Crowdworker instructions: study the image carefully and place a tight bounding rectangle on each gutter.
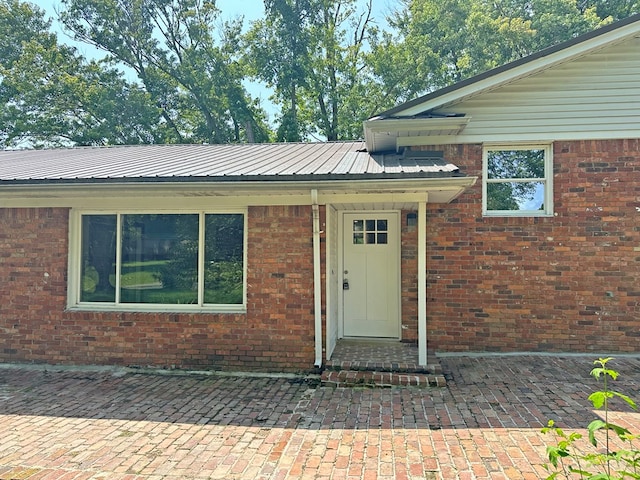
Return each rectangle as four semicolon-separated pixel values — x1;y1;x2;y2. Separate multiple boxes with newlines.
0;176;476;199
311;189;323;368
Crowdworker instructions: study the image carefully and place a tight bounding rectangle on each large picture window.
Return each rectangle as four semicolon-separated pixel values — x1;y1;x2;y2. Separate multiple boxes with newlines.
483;145;553;216
75;212;245;310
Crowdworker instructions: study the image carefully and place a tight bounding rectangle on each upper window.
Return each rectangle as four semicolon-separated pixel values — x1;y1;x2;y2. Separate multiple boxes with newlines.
71;211;245;311
483;145;553;216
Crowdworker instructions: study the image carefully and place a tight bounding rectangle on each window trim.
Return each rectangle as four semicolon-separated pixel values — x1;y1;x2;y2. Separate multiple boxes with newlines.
482;143;554;217
67;209;247;313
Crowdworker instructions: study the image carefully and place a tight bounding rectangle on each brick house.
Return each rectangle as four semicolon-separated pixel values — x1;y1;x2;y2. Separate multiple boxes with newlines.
1;14;639;373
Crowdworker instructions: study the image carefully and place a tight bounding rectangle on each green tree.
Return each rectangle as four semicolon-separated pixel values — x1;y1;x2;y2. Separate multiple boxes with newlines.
245;0;377;141
308;0;379;140
579;0;640;21
245;0;312;141
60;0;271;144
0;0;164;147
370;0;618;102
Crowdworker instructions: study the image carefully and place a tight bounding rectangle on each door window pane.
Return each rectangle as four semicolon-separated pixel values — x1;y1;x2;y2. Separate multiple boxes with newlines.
352;218;390;245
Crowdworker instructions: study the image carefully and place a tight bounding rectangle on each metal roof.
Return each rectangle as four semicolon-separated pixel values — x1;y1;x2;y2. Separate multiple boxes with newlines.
0;142;463;185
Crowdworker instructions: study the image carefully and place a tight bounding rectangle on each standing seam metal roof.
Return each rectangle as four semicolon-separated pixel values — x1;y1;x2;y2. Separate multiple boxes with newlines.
0;142;462;183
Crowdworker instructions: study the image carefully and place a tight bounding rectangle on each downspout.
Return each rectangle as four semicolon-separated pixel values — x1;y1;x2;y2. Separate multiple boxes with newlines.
311;189;323;368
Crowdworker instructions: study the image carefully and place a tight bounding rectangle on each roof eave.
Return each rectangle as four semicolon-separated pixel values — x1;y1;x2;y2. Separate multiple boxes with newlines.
0;175;478;208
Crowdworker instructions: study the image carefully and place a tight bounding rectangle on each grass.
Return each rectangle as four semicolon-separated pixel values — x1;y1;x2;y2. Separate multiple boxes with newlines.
81;260;241;304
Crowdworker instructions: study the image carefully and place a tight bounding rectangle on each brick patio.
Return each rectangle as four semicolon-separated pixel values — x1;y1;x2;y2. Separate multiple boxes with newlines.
1;355;639;479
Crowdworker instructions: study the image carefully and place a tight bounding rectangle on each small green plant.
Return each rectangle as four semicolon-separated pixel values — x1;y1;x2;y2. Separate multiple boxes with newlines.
542;357;640;479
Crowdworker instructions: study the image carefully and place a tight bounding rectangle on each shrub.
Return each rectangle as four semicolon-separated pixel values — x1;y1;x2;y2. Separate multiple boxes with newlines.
542;357;639;479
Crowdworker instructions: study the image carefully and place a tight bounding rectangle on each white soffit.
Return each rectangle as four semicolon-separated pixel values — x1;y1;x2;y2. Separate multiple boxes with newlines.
363;116;471;153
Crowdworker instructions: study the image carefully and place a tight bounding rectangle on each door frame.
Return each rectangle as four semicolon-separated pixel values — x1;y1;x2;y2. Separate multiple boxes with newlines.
337;210;402;340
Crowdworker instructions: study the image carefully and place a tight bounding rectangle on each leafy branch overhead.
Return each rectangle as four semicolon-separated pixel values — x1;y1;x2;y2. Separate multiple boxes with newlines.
0;0;637;148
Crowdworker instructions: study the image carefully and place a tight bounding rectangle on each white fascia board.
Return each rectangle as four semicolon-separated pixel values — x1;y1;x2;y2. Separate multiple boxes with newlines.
397;129;640;147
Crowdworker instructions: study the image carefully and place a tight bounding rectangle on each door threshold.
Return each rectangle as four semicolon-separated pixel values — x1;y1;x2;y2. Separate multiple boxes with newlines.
341;337;402;342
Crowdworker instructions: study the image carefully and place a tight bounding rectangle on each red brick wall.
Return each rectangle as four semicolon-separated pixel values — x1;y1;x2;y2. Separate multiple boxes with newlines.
2;139;639;368
401;212;419;343
0;205;316;372
0;208;68;362
423;140;640;353
245;206;316;369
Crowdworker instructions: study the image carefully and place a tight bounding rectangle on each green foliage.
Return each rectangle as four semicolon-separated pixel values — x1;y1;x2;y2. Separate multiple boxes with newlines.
0;0;167;147
3;0;639;146
81;265;99;293
59;0;270;144
204;260;243;304
542;358;640;479
245;0;379;141
371;0;625;102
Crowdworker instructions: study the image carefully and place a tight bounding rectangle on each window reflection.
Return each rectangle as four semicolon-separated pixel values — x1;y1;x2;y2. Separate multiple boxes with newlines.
352;218;389;245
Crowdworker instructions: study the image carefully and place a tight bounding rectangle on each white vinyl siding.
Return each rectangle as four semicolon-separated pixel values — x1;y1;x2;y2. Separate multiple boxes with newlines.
435;37;640;143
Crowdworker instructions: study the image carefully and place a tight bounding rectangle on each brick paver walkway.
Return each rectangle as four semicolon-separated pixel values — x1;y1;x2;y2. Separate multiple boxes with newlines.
1;355;639;479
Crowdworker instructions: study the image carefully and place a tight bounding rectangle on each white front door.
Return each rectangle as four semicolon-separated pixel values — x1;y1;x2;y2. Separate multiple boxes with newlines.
342;212;400;338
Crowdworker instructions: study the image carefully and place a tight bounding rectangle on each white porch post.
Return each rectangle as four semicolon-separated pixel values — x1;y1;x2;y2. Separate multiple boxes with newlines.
418;199;428;366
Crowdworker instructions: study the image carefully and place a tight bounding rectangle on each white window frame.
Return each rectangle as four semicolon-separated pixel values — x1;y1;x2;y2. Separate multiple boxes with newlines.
482;143;554;217
67;208;247;313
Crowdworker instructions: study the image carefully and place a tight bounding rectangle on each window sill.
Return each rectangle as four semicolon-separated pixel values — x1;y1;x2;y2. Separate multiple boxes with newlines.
482;211;555;218
67;304;247;315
